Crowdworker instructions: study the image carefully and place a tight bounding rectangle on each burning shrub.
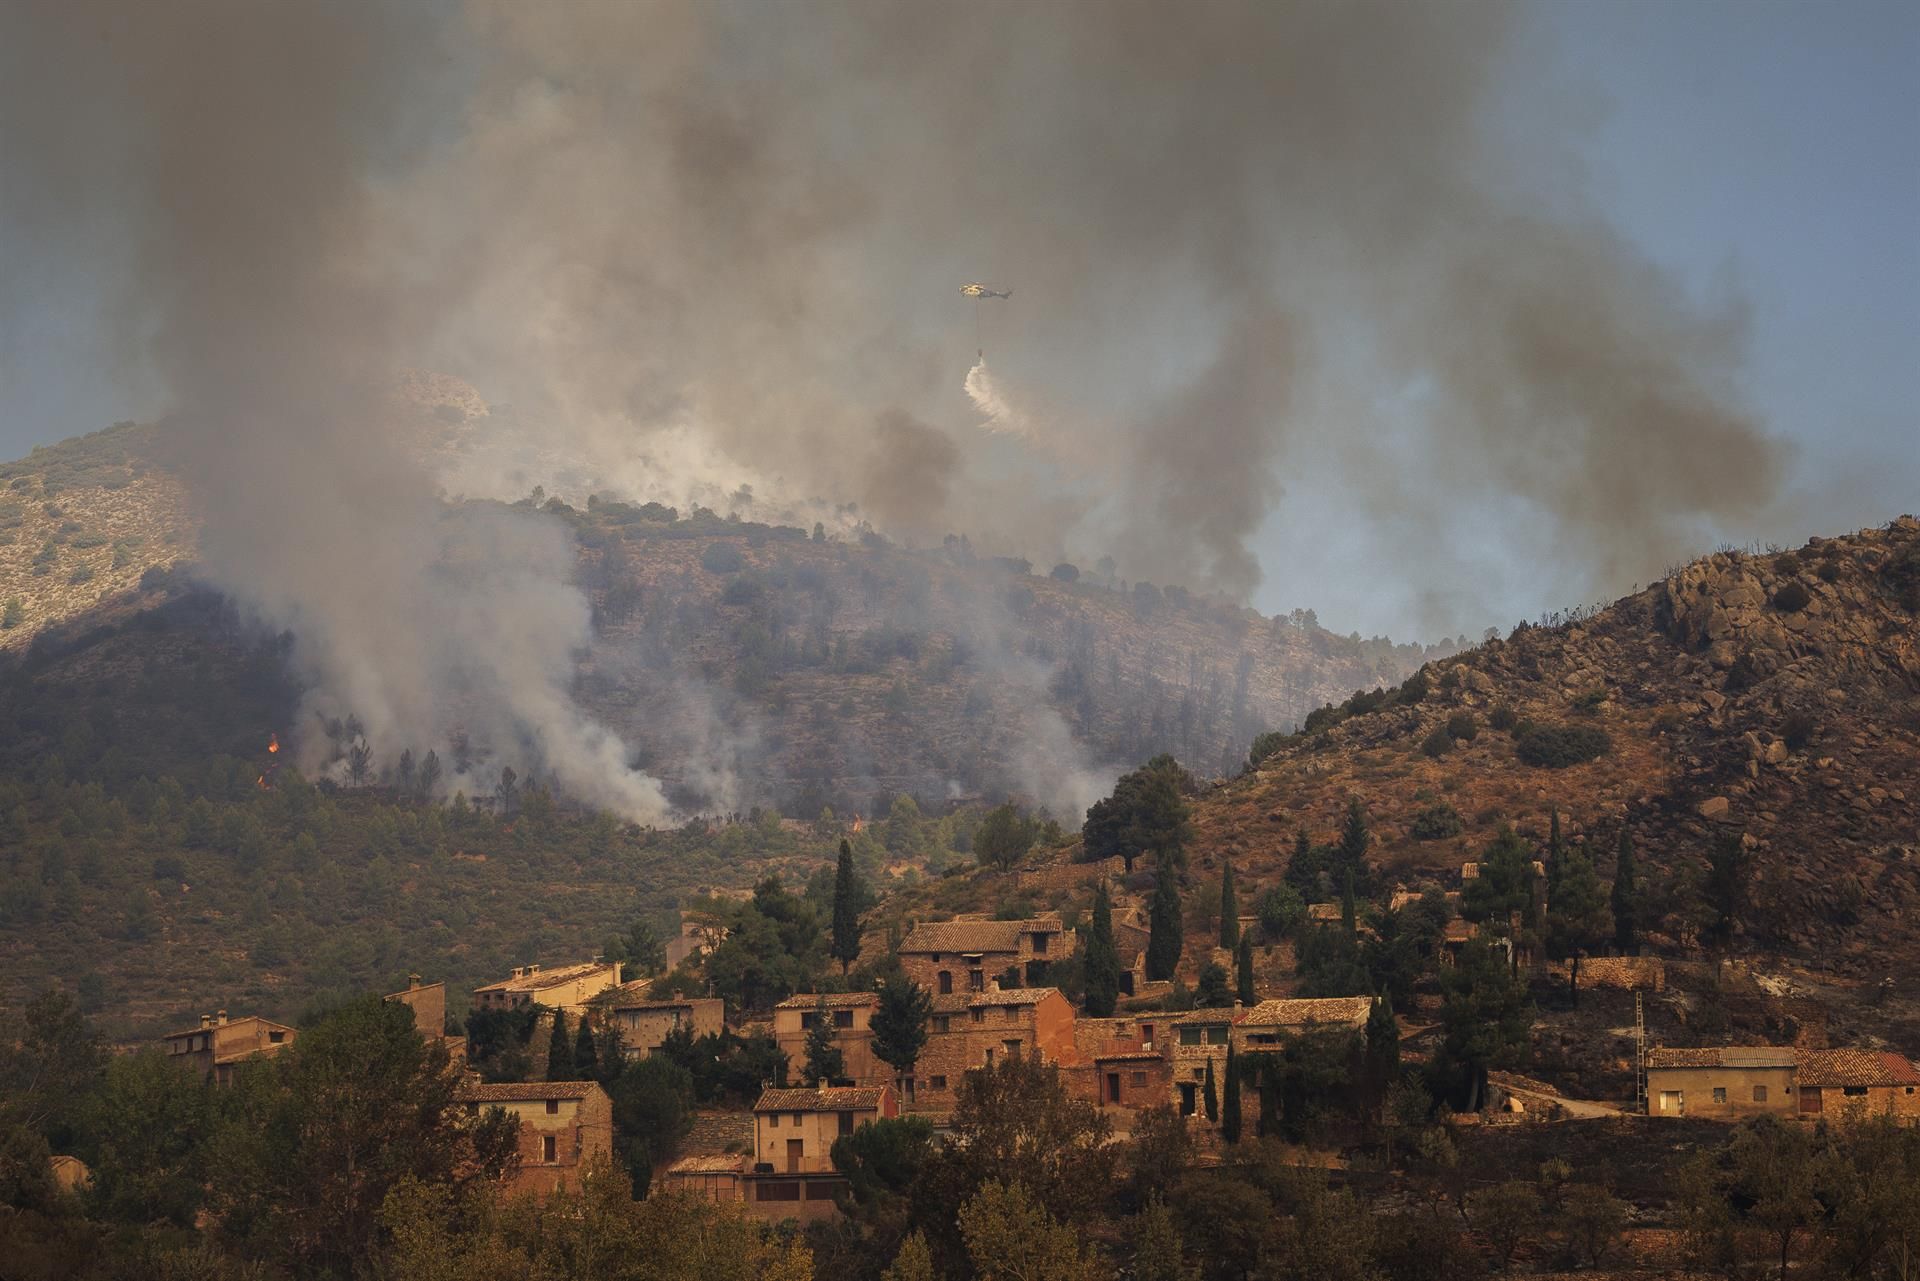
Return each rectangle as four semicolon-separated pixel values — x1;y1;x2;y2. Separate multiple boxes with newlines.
1514;723;1611;768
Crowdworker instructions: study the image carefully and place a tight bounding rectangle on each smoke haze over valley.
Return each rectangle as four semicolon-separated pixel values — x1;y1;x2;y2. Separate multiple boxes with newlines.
1;1;1913;816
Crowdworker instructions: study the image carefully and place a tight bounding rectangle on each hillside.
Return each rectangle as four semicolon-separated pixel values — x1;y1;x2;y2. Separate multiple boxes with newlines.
0;415;1445;817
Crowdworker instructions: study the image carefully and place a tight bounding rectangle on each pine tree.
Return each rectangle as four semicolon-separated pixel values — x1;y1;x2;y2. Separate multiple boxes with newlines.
1146;870;1184;982
1219;861;1238;949
1083;880;1122;1017
1235;933;1255;1005
1341;869;1358;934
545;1009;576;1081
804;999;845;1085
1132;1198;1191;1281
1365;995;1400;1088
1611;827;1639;954
1202;1056;1218;1122
871;973;933;1080
573;1012;598;1083
1222;1043;1241;1143
831;839;862;975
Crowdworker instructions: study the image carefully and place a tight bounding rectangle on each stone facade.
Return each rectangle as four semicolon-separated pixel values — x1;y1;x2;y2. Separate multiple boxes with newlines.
1795;1049;1920;1120
161;1012;296;1085
472;959;622;1014
910;986;1076;1113
385;975;446;1038
774;992;882;1087
606;994;726;1057
897;917;1074;995
741;1084;898;1222
460;1080;614;1202
1646;1047;1799;1119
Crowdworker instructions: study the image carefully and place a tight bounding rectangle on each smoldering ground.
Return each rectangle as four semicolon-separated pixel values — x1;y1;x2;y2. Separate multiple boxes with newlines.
1;1;1788;814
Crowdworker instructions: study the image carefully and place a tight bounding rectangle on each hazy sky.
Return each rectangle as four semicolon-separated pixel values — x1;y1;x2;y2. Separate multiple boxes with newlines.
1;0;1913;643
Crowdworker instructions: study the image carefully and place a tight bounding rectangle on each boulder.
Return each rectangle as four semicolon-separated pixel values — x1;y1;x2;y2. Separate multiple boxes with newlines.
1697;796;1732;821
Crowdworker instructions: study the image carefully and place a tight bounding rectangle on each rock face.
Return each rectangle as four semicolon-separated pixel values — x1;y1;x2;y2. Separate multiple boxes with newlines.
1198;516;1920;981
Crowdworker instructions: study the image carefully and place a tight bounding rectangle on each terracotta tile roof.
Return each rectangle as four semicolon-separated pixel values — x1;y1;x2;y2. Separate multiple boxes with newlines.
1646;1046;1795;1070
607;996;710;1012
459;1081;604;1102
930;994;972;1015
667;1154;746;1175
1169;1008;1240;1026
1798;1049;1920;1088
899;920;1028;954
473;960;617;993
1306;903;1344;922
755;1086;888;1113
162;1015;294;1041
967;987;1062;1008
1093;1050;1166;1062
1240;997;1373;1028
775;992;879;1010
679;1110;754;1157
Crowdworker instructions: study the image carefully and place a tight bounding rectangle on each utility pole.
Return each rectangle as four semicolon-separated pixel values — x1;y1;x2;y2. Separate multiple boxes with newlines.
1634;990;1647;1114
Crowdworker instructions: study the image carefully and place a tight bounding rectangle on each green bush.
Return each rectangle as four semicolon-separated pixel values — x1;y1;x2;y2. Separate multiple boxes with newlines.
1409;803;1464;841
1773;551;1802;575
1782;710;1817;752
1514;724;1611;768
1771;581;1810;612
1446;711;1479;741
699;541;746;574
1419;728;1453;759
1573;688;1608;713
1;597;23;629
67;564;95;585
1248;731;1288;769
1489;703;1518;733
1397;670;1430;704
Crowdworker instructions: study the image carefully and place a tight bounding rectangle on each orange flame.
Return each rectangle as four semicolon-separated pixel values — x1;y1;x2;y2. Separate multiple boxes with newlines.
267;734;280;755
255;774;268;790
850;814;864;833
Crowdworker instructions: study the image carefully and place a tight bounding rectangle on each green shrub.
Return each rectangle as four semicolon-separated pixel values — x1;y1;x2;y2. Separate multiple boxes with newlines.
1782;710;1817;752
1816;556;1841;583
1489;703;1518;733
1;598;23;629
1409;803;1464;841
699;541;746;574
1419;728;1453;759
1248;731;1288;769
1514;724;1611;768
1446;712;1479;741
67;564;95;585
1773;551;1802;575
1651;709;1686;736
1573;688;1608;713
1397;670;1430;704
1771;581;1810;612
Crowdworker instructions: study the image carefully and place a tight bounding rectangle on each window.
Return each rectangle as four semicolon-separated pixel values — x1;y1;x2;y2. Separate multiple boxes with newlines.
930;1075;947;1090
1205;1025;1229;1045
804;1181;840;1201
268;1031;285;1044
542;1135;557;1163
791;1114;802;1128
930;953;941;963
1179;1027;1201;1047
838;1111;855;1136
970;1008;985;1024
1005;1006;1019;1022
1843;1086;1869;1097
1753;1085;1768;1102
1712;1088;1727;1103
902;1077;915;1101
1003;1039;1022;1058
1141;1024;1154;1045
756;1181;801;1203
769;1112;779;1127
1032;932;1049;955
801;1012;820;1030
1131;1071;1148;1088
834;1010;854;1029
969;969;985;992
1178;1083;1197;1116
546;1098;560;1115
934;1015;951;1034
938;971;953;995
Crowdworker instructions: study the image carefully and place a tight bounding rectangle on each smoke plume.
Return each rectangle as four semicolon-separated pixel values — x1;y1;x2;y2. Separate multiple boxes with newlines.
2;1;1790;809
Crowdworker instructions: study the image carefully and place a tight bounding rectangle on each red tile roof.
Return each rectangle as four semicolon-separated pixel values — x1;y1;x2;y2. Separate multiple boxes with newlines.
1239;997;1373;1028
1798;1049;1920;1088
459;1081;605;1103
775;992;880;1010
1646;1046;1795;1070
754;1086;888;1113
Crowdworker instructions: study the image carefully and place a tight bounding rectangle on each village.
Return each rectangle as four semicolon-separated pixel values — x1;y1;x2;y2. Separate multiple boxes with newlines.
143;835;1920;1225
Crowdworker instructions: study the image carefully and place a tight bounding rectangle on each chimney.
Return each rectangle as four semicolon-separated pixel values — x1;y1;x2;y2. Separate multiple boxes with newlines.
200;1014;212;1028
511;967;524;980
817;1079;828;1096
988;978;1001;993
216;1009;228;1026
528;963;541;975
408;973;421;990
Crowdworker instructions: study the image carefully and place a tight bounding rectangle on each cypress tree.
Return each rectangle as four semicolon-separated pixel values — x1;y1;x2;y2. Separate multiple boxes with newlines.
1341;869;1358;934
1612;827;1639;954
831;839;862;975
804;998;845;1085
545;1009;576;1081
1219;861;1239;949
1365;995;1400;1087
1146;870;1184;982
573;1012;599;1083
1235;933;1256;1005
1222;1043;1241;1143
1202;1056;1218;1122
1083;880;1121;1017
1337;796;1370;889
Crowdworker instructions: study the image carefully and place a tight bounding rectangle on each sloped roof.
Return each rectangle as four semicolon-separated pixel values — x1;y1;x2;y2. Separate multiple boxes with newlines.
162;1014;295;1041
460;1081;605;1102
899;920;1028;954
667;1154;747;1175
1798;1049;1920;1087
969;987;1062;1009
1239;996;1373;1028
1094;1050;1167;1063
473;960;617;993
608;996;719;1013
775;992;879;1010
1646;1046;1795;1070
755;1086;888;1113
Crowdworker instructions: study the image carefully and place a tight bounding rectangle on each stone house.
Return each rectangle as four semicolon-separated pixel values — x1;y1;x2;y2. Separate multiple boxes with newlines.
605;993;725;1058
911;986;1076;1113
897;916;1073;995
161;1011;296;1085
1646;1047;1798;1119
1232;997;1372;1053
471;959;622;1015
664;909;730;971
385;974;446;1038
774;992;882;1087
1068;1014;1175;1120
743;1084;898;1221
1170;1008;1237;1121
459;1080;614;1201
1796;1050;1920;1119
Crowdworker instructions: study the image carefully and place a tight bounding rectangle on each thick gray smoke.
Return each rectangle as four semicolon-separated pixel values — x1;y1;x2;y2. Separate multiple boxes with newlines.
2;2;1787;810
